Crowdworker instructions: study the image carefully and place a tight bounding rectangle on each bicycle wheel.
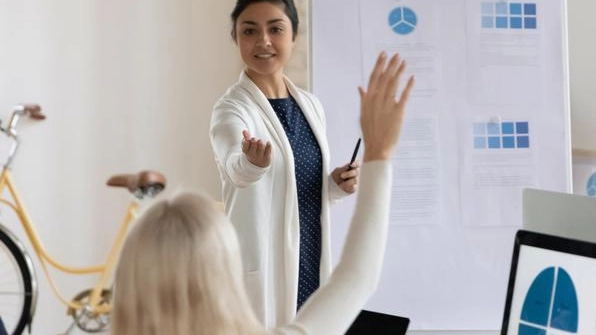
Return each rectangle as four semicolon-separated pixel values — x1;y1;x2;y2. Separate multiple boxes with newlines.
0;224;37;335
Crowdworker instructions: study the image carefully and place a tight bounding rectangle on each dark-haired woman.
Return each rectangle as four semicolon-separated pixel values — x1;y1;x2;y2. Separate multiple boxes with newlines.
209;0;359;327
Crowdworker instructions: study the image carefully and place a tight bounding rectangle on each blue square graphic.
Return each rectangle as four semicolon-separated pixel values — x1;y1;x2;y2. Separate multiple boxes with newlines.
524;3;536;15
502;122;514;134
517;136;530;148
481;2;494;15
524;17;537;29
496;16;508;28
510;17;522;29
487;122;500;135
516;121;529;134
482;16;494;28
474;122;486;135
510;3;522;15
496;2;508;15
488;137;501;149
503;136;515;148
474;137;486;149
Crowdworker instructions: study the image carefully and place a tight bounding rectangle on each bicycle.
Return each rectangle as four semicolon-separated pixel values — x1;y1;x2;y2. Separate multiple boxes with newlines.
0;104;166;335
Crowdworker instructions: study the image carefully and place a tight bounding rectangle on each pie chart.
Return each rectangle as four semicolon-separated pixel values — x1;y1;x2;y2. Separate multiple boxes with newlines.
519;266;578;334
388;7;417;35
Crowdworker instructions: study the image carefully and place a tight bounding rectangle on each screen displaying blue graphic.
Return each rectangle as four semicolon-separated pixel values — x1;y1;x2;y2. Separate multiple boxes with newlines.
481;2;537;29
519;266;578;334
587;173;596;197
473;121;529;149
388;7;417;35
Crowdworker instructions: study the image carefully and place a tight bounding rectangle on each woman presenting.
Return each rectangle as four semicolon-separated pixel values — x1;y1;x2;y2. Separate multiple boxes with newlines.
209;0;359;328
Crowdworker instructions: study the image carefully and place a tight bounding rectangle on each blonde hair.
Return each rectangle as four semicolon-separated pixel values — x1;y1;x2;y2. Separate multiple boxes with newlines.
111;192;264;335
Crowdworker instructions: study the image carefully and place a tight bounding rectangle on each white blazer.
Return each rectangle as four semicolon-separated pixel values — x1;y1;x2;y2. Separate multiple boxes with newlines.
210;72;347;328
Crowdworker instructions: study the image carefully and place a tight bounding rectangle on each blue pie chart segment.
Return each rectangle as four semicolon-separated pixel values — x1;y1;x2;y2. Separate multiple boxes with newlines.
586;172;596;197
521;267;553;326
518;267;579;335
551;269;578;332
388;7;417;35
518;324;545;335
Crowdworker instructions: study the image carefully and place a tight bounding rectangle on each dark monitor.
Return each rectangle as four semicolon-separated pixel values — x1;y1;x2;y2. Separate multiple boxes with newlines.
501;230;596;335
0;317;7;335
346;310;410;335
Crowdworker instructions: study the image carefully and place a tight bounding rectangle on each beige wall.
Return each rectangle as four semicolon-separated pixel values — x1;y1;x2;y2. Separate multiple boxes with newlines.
568;0;596;152
285;0;310;89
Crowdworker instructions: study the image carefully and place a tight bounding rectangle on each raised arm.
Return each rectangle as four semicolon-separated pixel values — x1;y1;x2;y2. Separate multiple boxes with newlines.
273;52;414;335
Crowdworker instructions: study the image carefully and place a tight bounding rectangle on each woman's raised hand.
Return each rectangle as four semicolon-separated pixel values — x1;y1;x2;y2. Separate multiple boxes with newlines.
358;52;415;162
241;129;272;168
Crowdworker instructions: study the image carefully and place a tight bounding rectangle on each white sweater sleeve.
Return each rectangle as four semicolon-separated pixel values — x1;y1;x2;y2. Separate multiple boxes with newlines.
271;160;393;335
327;173;351;203
210;105;270;188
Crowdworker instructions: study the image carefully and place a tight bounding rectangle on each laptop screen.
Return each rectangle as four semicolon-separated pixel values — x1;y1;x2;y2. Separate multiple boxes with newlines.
501;230;596;335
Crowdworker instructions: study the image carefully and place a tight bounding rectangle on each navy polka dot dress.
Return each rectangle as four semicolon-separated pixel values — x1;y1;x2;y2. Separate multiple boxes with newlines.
269;96;323;310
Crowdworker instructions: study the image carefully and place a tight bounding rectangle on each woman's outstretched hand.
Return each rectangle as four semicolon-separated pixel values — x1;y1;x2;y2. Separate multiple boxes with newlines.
241;129;272;168
358;52;415;162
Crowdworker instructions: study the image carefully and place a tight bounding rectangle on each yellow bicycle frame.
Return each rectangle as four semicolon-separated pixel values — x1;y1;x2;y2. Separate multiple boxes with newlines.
0;167;138;314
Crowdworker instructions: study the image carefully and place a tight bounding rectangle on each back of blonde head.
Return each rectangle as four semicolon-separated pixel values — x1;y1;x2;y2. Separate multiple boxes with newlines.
111;192;263;335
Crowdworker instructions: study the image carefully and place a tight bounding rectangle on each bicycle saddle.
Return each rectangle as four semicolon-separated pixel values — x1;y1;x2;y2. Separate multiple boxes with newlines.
106;170;166;197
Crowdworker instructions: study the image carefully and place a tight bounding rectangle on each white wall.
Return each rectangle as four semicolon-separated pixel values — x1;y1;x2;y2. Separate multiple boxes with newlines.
0;0;240;334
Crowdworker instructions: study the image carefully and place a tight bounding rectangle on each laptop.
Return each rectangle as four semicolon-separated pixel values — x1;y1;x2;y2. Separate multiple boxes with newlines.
500;230;596;335
0;317;7;335
522;188;596;243
345;310;410;335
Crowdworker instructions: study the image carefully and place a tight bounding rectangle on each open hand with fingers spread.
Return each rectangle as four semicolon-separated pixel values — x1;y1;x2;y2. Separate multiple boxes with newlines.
359;52;415;162
241;129;272;168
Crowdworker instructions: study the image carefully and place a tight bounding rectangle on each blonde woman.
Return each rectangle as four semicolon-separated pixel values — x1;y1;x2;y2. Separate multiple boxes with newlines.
111;52;414;335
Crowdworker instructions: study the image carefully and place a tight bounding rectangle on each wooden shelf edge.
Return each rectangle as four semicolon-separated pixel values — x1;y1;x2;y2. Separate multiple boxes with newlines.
573;148;596;158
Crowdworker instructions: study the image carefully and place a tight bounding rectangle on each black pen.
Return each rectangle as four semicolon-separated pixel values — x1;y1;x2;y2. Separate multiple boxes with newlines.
347;138;361;171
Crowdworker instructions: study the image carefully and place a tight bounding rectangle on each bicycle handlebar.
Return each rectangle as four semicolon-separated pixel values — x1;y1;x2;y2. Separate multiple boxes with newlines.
14;104;45;119
3;104;46;136
1;104;46;168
